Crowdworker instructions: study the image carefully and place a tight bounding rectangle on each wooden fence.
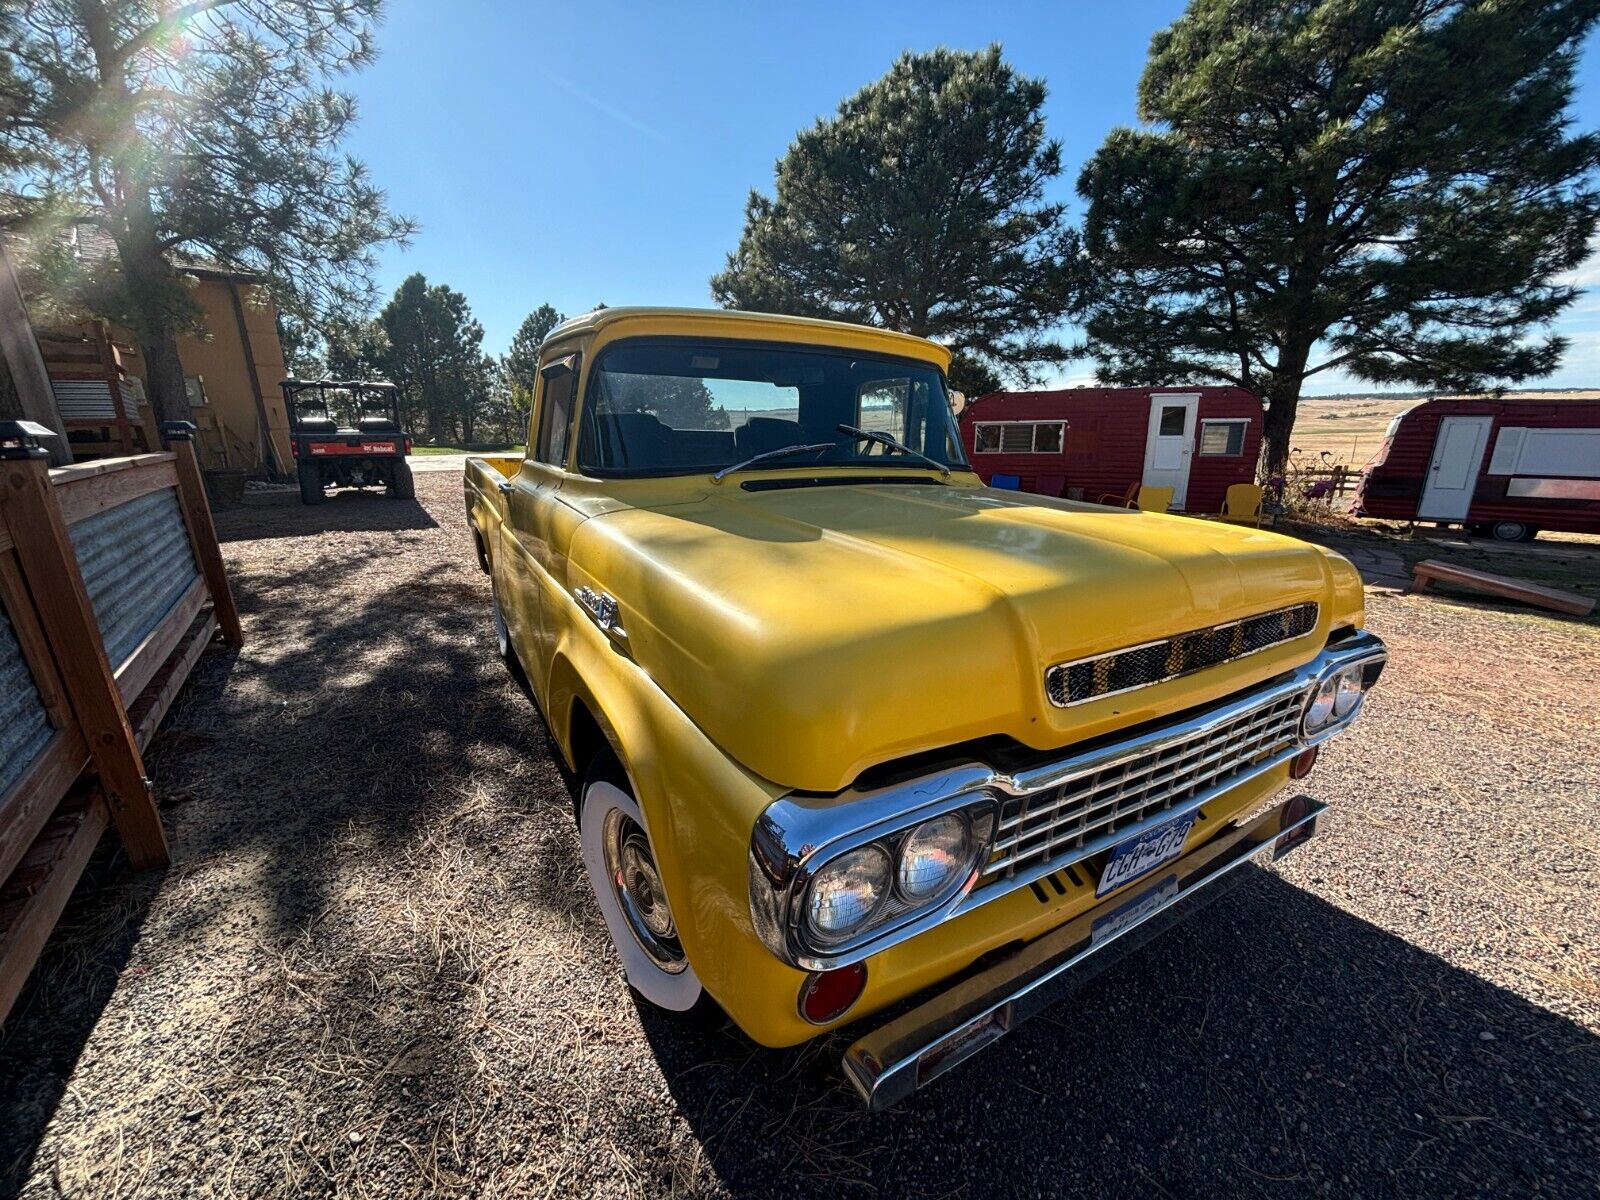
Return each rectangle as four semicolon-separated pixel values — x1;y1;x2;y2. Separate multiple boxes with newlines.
0;424;240;1022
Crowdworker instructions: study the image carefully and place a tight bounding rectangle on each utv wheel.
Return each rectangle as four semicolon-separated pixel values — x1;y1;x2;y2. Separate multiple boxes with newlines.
1491;520;1536;542
297;462;325;505
579;757;707;1013
390;458;415;499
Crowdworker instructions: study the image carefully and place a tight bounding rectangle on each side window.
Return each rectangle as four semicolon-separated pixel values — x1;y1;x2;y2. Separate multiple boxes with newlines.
1199;419;1248;456
534;356;579;466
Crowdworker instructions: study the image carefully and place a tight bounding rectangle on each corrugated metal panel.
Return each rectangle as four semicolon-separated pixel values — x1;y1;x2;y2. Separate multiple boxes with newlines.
52;379;119;419
0;600;52;799
69;487;199;670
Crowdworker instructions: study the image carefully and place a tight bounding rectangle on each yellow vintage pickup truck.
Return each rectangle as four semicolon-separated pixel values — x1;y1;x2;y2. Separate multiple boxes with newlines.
464;307;1385;1108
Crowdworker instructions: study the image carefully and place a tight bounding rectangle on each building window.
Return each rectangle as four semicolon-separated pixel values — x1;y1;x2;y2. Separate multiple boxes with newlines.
1199;419;1248;456
973;420;1067;454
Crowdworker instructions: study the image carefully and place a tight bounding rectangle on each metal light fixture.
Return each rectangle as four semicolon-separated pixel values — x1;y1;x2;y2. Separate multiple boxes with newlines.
0;420;58;460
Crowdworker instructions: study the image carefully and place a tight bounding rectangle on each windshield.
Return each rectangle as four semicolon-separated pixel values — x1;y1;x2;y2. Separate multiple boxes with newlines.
575;339;968;477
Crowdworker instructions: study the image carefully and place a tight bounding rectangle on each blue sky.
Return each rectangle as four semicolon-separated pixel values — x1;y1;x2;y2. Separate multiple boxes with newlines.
341;0;1600;394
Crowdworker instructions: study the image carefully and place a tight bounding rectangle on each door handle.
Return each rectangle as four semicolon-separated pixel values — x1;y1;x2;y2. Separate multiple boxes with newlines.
497;480;514;494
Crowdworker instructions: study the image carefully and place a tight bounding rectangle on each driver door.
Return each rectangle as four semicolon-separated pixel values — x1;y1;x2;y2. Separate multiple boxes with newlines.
504;354;579;700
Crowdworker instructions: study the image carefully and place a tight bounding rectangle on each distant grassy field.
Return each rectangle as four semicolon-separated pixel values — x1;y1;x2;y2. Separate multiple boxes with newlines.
412;443;523;457
1289;389;1600;468
1288;396;1416;467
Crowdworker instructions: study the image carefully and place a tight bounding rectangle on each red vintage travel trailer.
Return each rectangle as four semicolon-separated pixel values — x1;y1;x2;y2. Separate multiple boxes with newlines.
1352;396;1600;541
958;386;1262;512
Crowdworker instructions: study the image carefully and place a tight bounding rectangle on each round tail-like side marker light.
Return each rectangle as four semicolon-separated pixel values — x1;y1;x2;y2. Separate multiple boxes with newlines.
799;962;868;1025
1289;746;1319;779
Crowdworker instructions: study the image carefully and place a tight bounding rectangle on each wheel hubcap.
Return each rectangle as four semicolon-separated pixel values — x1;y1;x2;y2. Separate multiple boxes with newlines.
603;809;687;973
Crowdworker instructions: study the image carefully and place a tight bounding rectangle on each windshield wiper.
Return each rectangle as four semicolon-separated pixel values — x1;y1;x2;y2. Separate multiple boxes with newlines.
837;424;951;477
711;441;836;483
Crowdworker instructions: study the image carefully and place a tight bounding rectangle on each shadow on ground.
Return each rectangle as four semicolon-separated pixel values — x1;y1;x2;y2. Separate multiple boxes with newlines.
216;490;439;542
640;870;1600;1197
1;471;1594;1198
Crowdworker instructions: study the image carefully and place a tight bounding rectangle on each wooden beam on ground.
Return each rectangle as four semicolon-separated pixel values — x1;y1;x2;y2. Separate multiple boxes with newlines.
0;785;109;1024
0;452;169;867
1409;559;1596;618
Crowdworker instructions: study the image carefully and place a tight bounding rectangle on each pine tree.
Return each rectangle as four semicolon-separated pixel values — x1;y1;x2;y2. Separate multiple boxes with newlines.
1077;0;1600;475
377;274;487;444
1;1;413;427
711;46;1081;396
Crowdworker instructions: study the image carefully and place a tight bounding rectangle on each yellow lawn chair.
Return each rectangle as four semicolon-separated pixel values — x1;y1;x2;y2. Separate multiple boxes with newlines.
1219;483;1264;526
1136;485;1174;513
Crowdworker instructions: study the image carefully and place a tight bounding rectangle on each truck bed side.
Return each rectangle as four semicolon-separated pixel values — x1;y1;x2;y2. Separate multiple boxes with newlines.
464;455;522;573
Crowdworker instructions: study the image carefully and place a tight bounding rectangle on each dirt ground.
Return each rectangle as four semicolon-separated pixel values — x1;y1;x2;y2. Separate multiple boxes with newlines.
2;470;1598;1199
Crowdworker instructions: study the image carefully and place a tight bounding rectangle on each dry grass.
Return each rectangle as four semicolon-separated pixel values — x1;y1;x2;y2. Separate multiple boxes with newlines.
1290;389;1600;467
2;471;1597;1198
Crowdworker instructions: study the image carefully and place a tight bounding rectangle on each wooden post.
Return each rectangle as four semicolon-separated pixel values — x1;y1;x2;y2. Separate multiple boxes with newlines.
0;246;72;464
0;444;170;868
162;421;242;645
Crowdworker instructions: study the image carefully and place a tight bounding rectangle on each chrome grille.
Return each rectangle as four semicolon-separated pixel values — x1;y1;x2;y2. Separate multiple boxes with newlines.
1046;602;1319;708
984;688;1307;881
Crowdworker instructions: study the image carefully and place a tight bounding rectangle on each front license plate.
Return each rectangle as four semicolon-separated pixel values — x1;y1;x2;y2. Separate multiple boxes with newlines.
1096;811;1197;897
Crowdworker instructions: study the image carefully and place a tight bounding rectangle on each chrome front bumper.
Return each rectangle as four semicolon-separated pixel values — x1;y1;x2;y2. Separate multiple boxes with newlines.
841;792;1325;1110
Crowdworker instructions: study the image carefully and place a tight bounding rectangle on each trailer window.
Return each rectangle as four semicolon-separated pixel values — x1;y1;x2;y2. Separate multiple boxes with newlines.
1199;419;1248;456
972;421;1066;454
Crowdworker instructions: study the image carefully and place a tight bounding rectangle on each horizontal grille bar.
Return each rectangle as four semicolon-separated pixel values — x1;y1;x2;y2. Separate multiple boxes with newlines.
1046;602;1319;707
983;688;1307;882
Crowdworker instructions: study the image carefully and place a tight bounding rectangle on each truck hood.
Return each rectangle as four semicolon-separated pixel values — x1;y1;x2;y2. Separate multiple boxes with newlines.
566;480;1361;793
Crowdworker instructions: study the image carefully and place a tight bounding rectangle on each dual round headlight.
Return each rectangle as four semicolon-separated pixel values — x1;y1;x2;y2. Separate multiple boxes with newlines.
804;812;975;945
1305;664;1366;732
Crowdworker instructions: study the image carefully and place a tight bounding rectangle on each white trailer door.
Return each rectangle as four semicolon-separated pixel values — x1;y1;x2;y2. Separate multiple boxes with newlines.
1142;393;1199;508
1419;416;1493;520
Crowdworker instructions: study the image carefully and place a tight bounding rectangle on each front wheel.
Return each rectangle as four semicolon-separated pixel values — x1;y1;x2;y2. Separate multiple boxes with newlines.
579;760;706;1012
297;461;325;505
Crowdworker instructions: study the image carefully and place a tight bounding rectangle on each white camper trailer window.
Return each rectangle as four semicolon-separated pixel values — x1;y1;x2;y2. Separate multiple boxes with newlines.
1487;427;1600;479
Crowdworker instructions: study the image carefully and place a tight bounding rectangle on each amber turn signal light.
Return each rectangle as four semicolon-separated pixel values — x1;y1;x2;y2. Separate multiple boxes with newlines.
799;962;868;1025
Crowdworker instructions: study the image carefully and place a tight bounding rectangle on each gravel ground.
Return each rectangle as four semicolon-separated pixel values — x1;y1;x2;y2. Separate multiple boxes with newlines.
2;470;1597;1199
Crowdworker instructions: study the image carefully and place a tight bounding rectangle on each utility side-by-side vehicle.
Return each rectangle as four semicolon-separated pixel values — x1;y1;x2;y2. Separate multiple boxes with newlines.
284;378;415;505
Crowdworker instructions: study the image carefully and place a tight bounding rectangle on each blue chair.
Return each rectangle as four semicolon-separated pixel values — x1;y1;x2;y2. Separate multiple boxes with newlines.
991;473;1021;491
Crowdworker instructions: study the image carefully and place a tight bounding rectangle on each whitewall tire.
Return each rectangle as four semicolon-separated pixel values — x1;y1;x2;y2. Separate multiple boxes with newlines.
579;776;706;1012
491;588;512;663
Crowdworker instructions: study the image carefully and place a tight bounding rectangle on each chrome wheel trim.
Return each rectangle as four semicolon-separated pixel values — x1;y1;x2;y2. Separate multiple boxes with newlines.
602;808;688;973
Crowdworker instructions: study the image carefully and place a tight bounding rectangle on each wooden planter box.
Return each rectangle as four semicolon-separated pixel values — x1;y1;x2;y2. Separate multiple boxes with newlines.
0;433;241;1023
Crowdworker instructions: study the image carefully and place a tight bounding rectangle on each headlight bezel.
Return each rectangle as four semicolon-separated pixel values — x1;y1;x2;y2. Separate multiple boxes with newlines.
778;790;997;962
1301;655;1383;739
